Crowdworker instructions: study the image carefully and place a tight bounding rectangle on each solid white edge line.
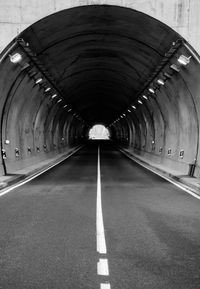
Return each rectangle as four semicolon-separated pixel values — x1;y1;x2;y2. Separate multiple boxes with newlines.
96;145;107;254
119;149;200;200
97;258;109;276
0;146;83;197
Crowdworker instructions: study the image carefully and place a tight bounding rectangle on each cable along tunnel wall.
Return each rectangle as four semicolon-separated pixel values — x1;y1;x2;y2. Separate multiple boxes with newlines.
0;5;200;180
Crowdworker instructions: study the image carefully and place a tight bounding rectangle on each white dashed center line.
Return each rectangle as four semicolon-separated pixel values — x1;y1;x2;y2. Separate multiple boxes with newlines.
96;145;111;289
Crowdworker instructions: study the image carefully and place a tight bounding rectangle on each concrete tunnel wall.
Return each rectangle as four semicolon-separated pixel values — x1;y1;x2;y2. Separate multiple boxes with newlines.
0;4;200;181
0;49;85;175
110;42;200;178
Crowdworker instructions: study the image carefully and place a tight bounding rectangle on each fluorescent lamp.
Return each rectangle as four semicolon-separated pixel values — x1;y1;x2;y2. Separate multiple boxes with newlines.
170;64;180;72
142;95;148;99
149;88;155;94
163;72;171;78
178;55;191;66
45;87;51;92
157;79;164;85
57;99;62;103
63;104;67;108
9;53;22;64
132;105;136;109
128;109;131;112
138;100;143;104
35;78;43;84
51;94;57;99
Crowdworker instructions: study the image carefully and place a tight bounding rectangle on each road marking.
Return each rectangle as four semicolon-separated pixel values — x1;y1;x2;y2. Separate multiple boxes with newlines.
0;146;83;198
96;145;111;288
96;145;107;254
100;283;111;289
119;149;200;200
97;258;109;276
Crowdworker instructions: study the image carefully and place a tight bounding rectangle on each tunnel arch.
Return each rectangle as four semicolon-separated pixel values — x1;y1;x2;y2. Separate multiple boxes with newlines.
0;5;200;179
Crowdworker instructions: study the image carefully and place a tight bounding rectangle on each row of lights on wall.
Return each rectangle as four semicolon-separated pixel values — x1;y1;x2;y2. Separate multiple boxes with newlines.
109;53;191;127
9;51;81;119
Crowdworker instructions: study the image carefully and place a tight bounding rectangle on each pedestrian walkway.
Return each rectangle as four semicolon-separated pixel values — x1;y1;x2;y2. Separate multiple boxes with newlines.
120;147;200;196
0;146;82;191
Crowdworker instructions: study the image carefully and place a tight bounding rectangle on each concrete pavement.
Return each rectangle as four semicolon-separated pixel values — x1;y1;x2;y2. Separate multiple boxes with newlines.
0;141;200;288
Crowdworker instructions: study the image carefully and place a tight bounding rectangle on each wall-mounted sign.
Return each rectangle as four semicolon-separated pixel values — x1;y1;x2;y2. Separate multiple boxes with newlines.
15;148;20;157
2;149;6;159
179;150;184;158
168;148;172;156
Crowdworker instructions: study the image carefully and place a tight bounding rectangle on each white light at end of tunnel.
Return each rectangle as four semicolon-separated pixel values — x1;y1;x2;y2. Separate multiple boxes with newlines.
89;124;110;140
177;55;191;66
9;53;22;64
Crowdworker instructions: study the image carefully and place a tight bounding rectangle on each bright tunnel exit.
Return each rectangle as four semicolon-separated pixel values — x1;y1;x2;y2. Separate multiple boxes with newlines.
89;124;110;140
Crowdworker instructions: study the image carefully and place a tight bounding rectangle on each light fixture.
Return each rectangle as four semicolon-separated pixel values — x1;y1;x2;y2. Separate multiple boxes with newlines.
51;93;57;99
63;104;67;108
142;95;148;100
123;113;126;116
170;64;180;72
132;105;136;109
148;88;155;94
9;53;22;64
35;78;43;84
157;79;165;85
177;55;191;66
163;72;171;79
138;100;143;104
45;87;51;92
128;109;131;112
68;109;72;112
57;99;62;103
5;139;10;144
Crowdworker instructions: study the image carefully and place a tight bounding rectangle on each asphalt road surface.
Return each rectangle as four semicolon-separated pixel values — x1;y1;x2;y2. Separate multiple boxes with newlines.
0;141;200;289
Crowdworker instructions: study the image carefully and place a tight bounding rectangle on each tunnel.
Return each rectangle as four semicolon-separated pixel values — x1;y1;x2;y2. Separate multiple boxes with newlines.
1;4;200;289
0;5;200;180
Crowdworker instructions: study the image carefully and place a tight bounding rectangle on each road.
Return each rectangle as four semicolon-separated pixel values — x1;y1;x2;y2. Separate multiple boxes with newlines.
0;141;200;289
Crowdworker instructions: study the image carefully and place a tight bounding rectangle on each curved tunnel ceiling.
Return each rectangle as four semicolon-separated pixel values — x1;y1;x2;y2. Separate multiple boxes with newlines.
18;5;181;126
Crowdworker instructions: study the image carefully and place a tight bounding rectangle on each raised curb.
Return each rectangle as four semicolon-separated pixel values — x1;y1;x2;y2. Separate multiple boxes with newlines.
0;146;83;192
118;147;200;197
